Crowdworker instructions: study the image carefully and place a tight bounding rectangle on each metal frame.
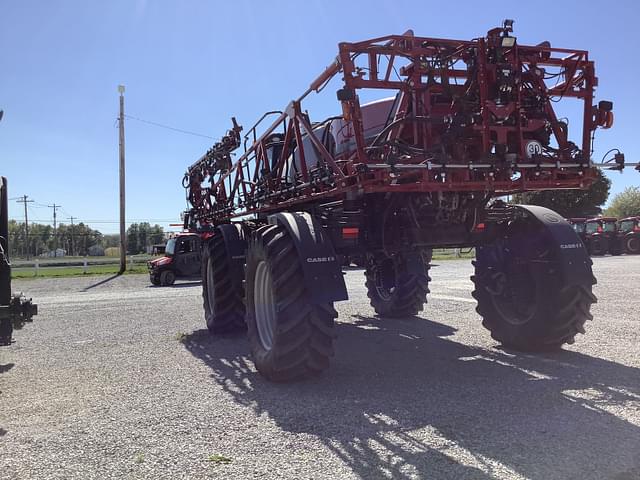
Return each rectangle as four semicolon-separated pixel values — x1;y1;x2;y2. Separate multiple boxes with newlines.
185;23;626;227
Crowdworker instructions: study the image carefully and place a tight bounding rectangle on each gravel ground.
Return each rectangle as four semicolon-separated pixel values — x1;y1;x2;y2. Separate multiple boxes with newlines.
1;256;639;480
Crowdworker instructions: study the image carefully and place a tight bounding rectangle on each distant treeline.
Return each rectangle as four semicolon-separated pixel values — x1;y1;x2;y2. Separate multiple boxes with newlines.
6;221;165;257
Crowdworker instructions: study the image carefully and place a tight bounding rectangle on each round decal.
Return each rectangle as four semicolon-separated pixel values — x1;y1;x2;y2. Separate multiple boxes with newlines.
525;140;543;158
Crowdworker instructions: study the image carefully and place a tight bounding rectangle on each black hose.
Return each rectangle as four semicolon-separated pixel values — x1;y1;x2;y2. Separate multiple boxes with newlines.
370;116;444;148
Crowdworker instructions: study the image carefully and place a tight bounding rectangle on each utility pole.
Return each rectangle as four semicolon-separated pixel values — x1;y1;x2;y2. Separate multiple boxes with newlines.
118;85;126;273
48;203;61;257
16;195;34;259
68;216;76;257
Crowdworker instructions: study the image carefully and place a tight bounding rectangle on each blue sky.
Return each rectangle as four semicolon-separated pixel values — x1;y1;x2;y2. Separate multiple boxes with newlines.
1;0;638;233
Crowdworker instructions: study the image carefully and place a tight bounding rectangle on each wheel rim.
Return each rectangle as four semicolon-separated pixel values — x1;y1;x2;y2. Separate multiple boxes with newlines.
254;260;277;351
206;257;216;312
628;237;640;253
374;259;396;302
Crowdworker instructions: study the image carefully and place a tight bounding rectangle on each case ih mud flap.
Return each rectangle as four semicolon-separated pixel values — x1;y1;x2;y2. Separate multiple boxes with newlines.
510;205;593;287
268;212;348;304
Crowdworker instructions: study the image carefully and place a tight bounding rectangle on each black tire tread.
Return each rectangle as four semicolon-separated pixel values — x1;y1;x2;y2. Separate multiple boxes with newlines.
471;258;597;351
364;262;431;318
246;224;337;382
202;233;246;334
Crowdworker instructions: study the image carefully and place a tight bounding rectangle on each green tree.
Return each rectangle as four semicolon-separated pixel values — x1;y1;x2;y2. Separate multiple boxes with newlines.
511;169;611;218
126;222;164;254
149;224;164;246
137;222;150;254
7;219;24;257
102;234;120;248
127;223;140;254
30;223;53;257
56;222;102;256
8;220;53;258
7;221;103;258
604;186;640;218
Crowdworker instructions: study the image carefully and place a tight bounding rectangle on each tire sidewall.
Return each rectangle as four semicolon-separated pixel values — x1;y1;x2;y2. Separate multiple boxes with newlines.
475;228;561;341
201;234;246;334
245;226;281;377
201;241;213;321
365;252;429;317
626;234;640;254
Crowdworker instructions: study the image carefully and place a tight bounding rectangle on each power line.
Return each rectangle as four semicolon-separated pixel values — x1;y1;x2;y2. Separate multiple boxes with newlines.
60;206;74;218
124;114;214;139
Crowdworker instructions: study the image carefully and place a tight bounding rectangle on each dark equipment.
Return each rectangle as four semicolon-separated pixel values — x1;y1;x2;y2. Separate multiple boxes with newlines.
148;232;203;286
584;217;622;256
182;22;631;381
617;216;640;254
0;176;38;346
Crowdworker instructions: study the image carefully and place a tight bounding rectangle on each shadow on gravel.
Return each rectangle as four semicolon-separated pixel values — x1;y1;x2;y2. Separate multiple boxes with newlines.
182;317;640;479
0;363;14;374
81;273;120;291
169;281;202;288
147;281;202;289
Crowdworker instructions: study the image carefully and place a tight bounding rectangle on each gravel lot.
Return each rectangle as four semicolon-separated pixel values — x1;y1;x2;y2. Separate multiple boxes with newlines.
1;256;639;480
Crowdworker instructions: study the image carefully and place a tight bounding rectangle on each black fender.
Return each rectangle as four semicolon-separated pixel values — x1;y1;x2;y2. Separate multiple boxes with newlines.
213;223;247;291
268;212;348;303
513;205;593;287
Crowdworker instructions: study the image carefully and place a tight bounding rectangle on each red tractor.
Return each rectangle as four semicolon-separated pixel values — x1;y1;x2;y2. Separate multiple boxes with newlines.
618;216;640;254
148;232;203;286
182;21;633;381
584;217;622;256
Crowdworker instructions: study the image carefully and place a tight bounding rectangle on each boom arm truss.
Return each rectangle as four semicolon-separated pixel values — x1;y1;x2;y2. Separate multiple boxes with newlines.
184;21;627;228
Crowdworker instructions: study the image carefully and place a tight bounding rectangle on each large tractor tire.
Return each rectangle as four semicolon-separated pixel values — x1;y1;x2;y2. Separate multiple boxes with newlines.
245;224;337;382
365;251;431;317
624;234;640;255
202;233;246;334
588;235;608;256
472;212;597;351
